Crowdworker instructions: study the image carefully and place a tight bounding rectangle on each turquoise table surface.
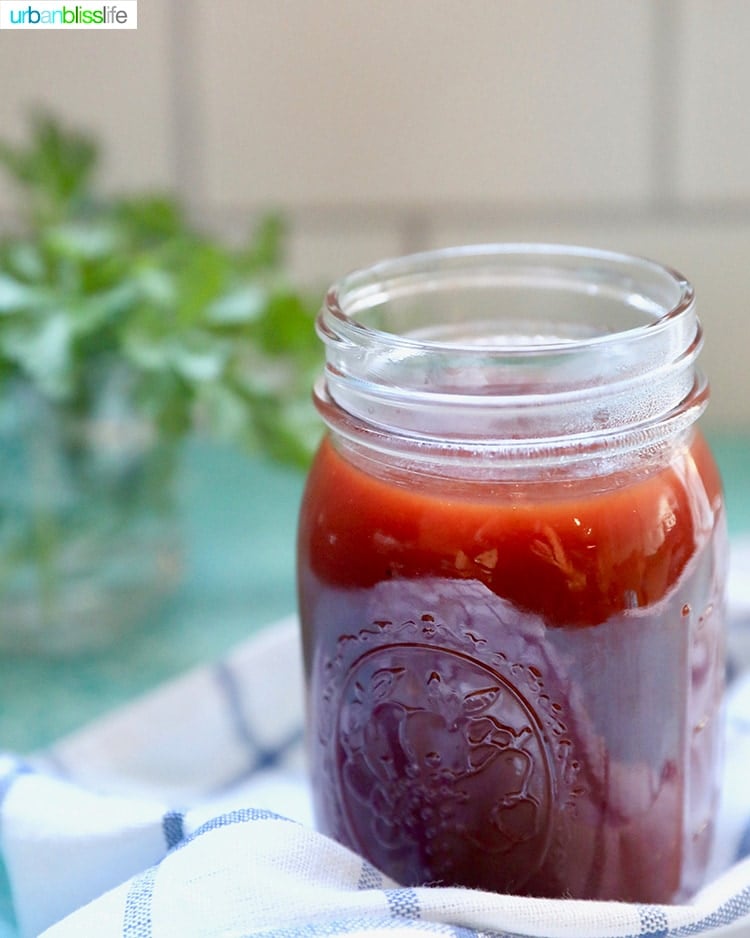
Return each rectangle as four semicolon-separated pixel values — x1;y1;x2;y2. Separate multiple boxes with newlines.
0;432;748;935
0;439;307;754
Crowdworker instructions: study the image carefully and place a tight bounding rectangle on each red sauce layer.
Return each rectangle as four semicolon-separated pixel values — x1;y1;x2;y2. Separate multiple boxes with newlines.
297;434;726;903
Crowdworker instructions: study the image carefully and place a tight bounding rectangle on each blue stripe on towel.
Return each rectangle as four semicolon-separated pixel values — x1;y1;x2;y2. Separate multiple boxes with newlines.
214;661;301;771
161;810;184;851
737;817;750;862
668;883;750;935
122;864;157;938
638;905;668;936
213;659;262;755
0;759;31;809
357;860;383;890
385;888;420;921
184;807;293;848
253;918;491;936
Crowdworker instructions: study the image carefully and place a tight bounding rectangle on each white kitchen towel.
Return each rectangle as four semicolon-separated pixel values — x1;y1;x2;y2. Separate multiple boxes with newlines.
3;537;750;937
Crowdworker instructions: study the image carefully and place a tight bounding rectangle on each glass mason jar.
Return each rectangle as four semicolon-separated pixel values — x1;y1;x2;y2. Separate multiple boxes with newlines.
297;244;728;904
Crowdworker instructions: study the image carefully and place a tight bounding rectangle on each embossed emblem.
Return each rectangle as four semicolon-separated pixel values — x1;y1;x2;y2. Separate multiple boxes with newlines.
314;578;581;892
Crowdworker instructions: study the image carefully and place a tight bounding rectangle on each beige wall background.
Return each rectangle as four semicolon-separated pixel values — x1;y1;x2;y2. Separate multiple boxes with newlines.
0;0;748;429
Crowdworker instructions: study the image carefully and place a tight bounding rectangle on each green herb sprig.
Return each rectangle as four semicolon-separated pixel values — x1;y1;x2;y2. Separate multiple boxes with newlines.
0;113;323;468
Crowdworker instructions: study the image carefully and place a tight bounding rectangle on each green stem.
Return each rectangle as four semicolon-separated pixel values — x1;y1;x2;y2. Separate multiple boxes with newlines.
29;419;60;623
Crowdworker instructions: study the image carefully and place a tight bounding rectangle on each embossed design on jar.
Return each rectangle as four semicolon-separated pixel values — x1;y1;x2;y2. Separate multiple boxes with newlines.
337;644;554;886
314;578;582;893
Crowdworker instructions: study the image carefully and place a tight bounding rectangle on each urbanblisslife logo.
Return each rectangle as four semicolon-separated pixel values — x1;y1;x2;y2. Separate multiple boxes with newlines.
0;0;137;28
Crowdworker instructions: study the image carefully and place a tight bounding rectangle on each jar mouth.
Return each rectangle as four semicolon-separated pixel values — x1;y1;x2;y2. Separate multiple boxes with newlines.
315;244;705;468
322;243;694;355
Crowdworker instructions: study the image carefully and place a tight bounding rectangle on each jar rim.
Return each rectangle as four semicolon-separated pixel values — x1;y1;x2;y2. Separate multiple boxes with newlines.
315;243;705;475
322;243;695;355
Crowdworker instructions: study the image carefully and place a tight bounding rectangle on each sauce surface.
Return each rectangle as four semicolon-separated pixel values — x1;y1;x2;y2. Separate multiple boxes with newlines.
297;434;726;902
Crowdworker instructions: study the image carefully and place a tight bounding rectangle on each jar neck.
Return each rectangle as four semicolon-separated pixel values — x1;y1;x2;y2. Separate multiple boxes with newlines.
314;244;707;479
